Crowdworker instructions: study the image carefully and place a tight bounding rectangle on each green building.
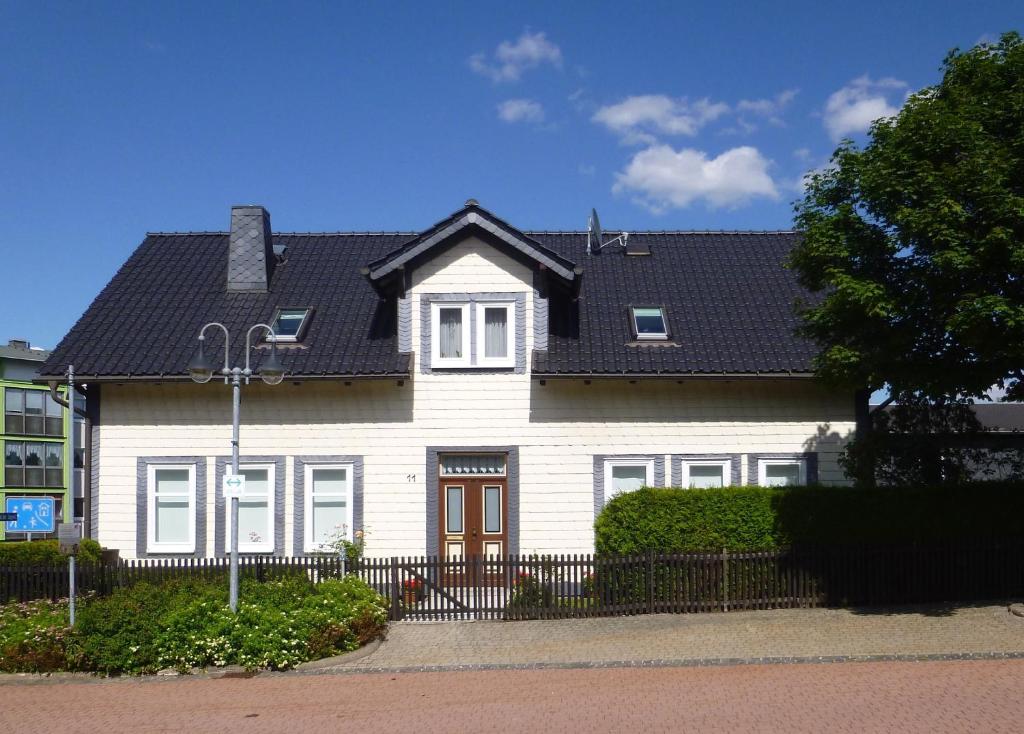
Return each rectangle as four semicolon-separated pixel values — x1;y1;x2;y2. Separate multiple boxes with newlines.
1;339;80;540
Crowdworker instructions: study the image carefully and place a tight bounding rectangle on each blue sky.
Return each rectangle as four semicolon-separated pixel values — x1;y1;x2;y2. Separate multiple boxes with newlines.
1;1;1020;348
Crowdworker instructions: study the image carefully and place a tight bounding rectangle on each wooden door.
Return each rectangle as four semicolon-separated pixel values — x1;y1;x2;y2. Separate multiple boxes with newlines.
440;478;507;559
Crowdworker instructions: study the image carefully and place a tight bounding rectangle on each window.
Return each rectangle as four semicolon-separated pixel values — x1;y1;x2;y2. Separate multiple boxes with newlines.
758;459;806;487
440;453;506;476
225;465;274;554
430;300;516;369
303;464;353;553
431;303;471;366
631;306;668;340
477;303;514;367
604;459;655;503
147;465;196;553
4;388;63;437
267;308;311;342
682;460;731;488
4;441;62;488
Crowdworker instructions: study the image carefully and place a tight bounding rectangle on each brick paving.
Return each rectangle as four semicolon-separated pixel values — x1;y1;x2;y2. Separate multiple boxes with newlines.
3;660;1024;733
325;603;1024;671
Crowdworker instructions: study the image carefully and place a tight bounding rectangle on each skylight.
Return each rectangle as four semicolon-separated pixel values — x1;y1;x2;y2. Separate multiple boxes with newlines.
268;308;311;342
632;307;668;340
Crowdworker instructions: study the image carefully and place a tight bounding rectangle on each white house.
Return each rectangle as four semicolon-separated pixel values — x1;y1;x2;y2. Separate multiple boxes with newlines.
38;202;855;559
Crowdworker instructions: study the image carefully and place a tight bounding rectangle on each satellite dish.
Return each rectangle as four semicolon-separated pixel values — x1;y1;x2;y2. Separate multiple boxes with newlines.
587;207;629;255
589;208;603;255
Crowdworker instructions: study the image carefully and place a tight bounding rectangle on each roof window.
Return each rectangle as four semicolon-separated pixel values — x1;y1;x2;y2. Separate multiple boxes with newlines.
632;306;668;340
268;308;311;342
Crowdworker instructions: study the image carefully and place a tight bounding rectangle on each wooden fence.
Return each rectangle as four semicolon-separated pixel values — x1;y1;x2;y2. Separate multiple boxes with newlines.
3;539;1023;620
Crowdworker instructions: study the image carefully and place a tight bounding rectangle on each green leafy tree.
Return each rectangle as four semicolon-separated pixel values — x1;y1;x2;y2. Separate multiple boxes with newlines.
791;33;1024;402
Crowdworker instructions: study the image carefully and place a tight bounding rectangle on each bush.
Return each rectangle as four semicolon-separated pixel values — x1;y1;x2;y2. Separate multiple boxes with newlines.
0;539;102;565
0;598;70;673
0;573;388;675
595;482;1024;554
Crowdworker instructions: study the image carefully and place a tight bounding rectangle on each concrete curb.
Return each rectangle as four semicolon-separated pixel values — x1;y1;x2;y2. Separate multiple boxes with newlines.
294;638;384;671
300;650;1024;676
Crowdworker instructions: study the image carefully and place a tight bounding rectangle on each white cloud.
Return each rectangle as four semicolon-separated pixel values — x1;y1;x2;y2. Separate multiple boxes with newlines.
823;75;907;141
592;95;729;145
497;98;545;124
469;31;562;82
736;88;799;121
612;144;779;211
793;147;812;162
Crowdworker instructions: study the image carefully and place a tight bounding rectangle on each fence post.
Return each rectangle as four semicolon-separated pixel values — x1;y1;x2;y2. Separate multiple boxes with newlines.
721;548;729;612
646;549;655;614
390;557;402;621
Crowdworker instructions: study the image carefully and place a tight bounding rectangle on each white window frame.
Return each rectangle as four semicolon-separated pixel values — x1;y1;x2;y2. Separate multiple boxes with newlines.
146;464;197;554
475;301;515;368
431;302;471;367
266;308;311;343
303;463;354;554
604;458;655;504
226;463;275;554
631;306;668;340
681;459;732;488
757;459;806;487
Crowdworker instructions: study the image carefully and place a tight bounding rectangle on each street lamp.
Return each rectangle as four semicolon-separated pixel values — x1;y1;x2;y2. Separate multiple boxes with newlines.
188;322;285;612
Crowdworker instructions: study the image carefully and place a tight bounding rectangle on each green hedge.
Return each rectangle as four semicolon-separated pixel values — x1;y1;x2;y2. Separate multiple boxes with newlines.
594;482;1024;554
0;539;102;565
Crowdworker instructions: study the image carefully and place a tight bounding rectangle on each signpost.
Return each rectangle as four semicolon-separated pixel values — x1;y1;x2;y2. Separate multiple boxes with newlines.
222;473;246;499
4;497;56;539
58;522;83;626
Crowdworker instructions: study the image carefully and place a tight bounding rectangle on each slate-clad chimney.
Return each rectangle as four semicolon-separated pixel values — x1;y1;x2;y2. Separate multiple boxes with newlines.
227;205;275;292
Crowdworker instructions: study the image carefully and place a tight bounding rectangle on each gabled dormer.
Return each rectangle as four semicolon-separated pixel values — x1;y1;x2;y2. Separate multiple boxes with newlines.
363;201;582;374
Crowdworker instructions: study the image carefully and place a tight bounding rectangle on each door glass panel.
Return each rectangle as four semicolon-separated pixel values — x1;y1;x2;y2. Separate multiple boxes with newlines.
610;465;647;497
688;464;725;488
483;541;502;557
764;463;801;486
445;486;464;533
445;541;463;559
483;485;501;533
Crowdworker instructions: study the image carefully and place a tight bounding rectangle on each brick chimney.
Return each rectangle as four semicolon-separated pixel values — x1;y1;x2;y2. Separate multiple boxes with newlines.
227;205;275;292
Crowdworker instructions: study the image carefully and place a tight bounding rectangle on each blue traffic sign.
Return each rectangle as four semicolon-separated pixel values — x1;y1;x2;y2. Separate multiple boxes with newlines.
5;497;56;533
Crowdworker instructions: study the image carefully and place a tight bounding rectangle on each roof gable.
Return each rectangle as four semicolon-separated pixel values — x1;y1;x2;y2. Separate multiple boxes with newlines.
364;203;580;295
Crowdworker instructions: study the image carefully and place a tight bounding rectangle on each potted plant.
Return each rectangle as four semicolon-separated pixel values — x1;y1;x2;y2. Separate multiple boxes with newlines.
402;578;425;605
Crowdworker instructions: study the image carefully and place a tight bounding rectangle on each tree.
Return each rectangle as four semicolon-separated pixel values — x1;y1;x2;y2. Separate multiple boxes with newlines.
791;33;1024;403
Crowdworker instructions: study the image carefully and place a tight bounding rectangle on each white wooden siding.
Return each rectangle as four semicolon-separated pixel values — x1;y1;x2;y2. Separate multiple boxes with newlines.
94;234;855;558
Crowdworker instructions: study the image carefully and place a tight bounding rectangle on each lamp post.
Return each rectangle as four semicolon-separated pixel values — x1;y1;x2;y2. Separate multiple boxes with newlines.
188;322;285;612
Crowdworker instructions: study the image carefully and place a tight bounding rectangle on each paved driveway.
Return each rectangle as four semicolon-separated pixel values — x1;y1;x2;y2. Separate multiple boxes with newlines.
3;660;1023;733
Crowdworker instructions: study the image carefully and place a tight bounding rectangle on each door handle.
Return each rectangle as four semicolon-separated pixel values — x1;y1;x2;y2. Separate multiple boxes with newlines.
472;527;478;538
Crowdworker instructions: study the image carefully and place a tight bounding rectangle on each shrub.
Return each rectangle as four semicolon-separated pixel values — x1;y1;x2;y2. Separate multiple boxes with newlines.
595;482;1024;554
0;539;102;565
0;599;70;673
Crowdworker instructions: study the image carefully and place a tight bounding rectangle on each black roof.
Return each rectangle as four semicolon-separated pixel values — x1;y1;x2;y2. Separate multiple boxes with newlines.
39;205;818;380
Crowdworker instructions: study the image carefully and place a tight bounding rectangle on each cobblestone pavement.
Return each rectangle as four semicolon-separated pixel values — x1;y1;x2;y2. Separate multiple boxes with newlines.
3;660;1024;733
325;603;1024;670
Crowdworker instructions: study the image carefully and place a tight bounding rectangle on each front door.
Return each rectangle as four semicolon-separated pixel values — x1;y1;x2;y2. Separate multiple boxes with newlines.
439;453;508;559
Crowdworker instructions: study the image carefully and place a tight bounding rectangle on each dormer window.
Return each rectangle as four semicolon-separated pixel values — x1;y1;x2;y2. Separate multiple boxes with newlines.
632;306;668;340
268;308;311;343
430;299;516;369
432;303;470;366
